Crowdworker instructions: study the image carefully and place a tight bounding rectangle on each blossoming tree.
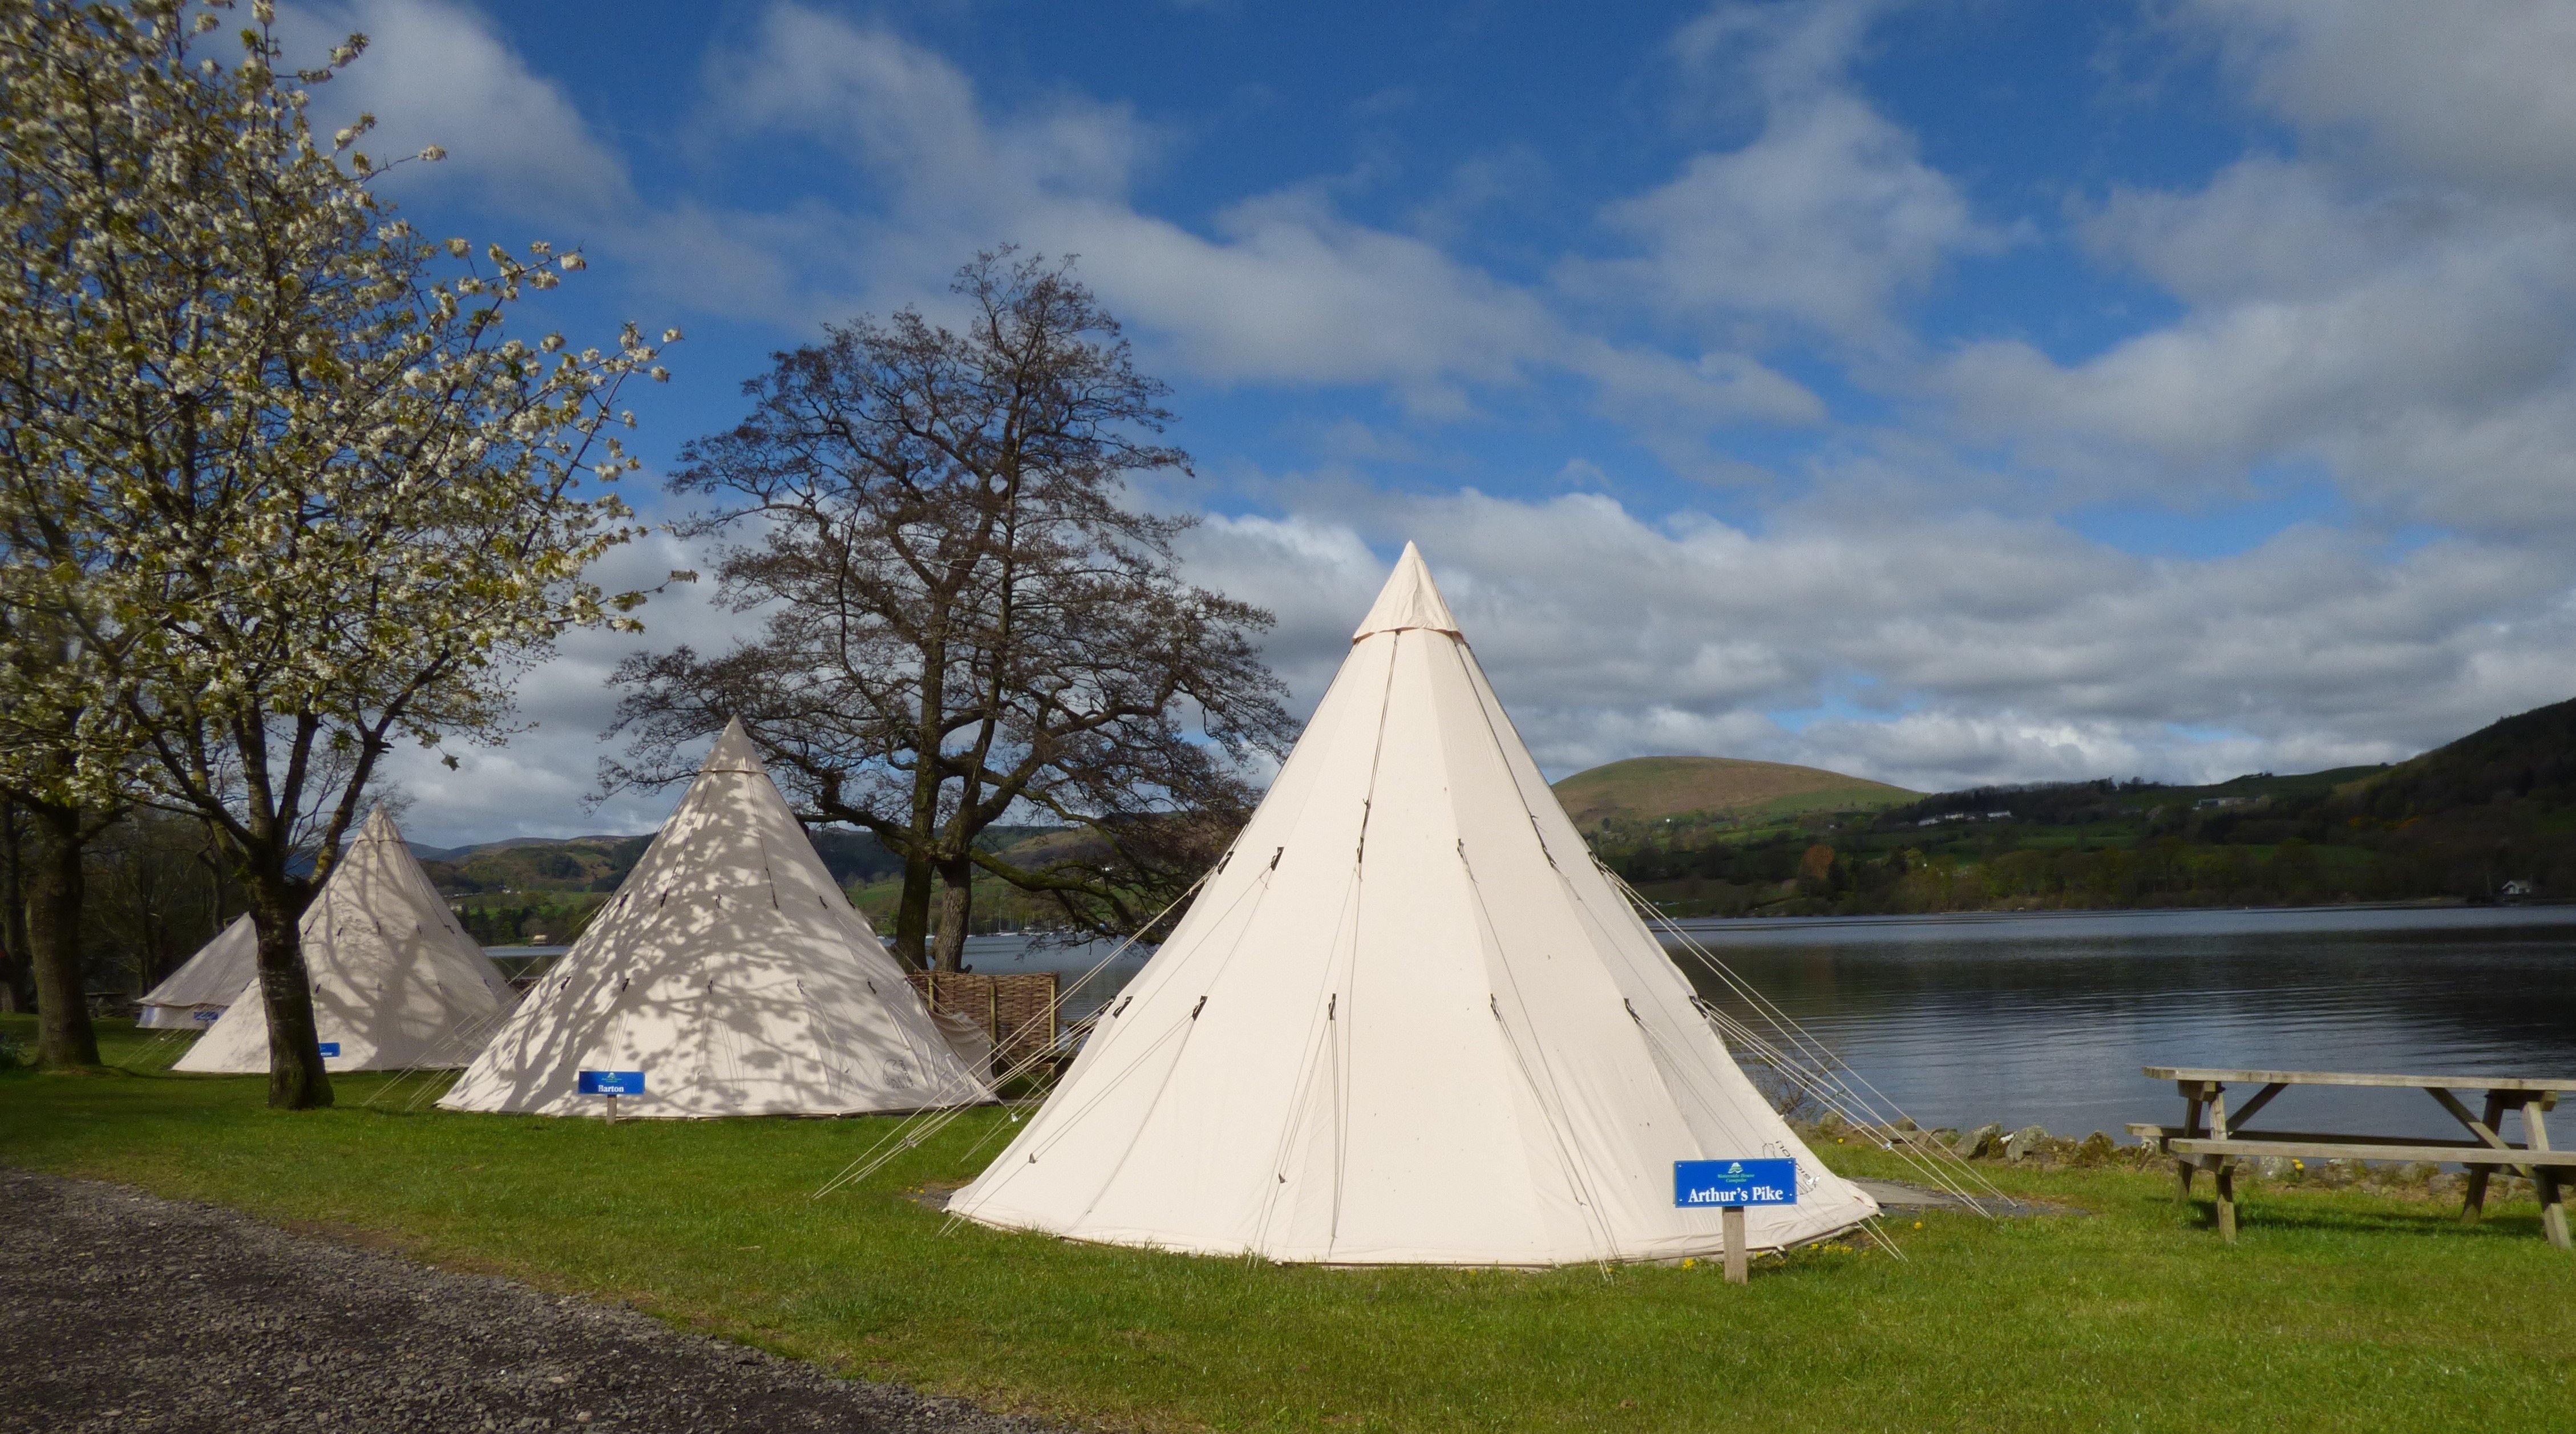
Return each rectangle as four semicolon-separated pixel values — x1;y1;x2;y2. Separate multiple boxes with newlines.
0;0;676;1104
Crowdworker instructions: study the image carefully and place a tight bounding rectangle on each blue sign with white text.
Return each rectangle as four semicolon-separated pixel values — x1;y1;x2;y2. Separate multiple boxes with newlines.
1675;1158;1798;1208
578;1070;645;1096
316;1042;341;1058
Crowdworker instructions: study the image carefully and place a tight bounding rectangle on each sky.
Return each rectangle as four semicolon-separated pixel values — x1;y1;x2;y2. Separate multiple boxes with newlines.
271;0;2576;847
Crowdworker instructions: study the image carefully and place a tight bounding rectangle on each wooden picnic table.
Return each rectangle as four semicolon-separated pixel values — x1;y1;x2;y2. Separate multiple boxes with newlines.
2128;1066;2575;1249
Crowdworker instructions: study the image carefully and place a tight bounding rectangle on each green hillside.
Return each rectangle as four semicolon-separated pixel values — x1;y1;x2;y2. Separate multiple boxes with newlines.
428;824;1072;945
2347;694;2576;817
1551;755;1916;829
1598;694;2576;917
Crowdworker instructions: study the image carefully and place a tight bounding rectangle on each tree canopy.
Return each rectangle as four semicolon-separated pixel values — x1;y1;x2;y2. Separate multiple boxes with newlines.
613;250;1291;970
0;0;677;1101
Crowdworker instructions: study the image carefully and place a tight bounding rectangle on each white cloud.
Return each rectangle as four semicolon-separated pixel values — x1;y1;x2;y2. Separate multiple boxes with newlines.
1177;489;2576;794
1940;160;2576;529
1920;3;2576;533
1567;0;2006;347
398;480;2576;840
292;0;2576;842
1580;92;1998;345
375;532;746;847
2181;0;2576;201
286;0;632;216
682;6;1815;428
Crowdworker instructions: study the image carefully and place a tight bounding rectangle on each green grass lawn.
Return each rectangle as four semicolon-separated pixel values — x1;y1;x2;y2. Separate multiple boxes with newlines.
3;1013;2570;1432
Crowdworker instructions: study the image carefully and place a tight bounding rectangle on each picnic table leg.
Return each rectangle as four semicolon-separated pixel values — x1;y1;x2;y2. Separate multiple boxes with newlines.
2462;1091;2509;1225
2214;1160;2238;1245
2524;1097;2569;1252
2174;1083;2209;1206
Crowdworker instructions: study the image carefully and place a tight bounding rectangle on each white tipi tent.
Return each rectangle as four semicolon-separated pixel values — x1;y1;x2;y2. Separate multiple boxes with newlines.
440;720;988;1117
948;544;1879;1265
138;913;257;1030
176;812;519;1072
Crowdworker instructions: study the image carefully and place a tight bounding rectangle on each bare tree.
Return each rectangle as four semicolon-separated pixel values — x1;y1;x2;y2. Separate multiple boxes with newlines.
85;804;243;998
612;250;1293;970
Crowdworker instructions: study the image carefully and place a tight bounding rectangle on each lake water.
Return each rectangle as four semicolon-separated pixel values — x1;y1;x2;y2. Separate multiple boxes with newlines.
955;908;2576;1145
1669;905;2576;1143
498;909;2574;1145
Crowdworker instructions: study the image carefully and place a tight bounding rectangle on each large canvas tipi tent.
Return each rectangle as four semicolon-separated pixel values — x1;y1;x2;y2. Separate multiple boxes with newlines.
949;544;1878;1265
442;720;988;1118
175;812;519;1072
138;914;257;1030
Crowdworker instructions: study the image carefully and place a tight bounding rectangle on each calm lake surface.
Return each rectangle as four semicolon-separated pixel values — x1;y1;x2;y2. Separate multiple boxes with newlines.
1670;905;2576;1142
960;906;2576;1144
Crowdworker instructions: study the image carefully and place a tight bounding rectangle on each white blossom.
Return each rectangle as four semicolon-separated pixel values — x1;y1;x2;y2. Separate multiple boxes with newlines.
0;0;679;828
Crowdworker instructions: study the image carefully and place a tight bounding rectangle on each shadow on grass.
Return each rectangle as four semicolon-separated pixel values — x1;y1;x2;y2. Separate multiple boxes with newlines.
2182;1190;2557;1245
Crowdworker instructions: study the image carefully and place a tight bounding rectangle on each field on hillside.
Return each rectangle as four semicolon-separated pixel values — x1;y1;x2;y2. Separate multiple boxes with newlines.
4;1014;2569;1433
1552;755;1916;829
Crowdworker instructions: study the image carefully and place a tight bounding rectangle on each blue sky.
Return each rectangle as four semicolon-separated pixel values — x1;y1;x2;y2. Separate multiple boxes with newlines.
277;0;2576;845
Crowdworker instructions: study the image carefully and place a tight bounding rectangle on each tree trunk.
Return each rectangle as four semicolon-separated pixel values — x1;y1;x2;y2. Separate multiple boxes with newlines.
891;860;935;970
0;795;25;1014
242;867;331;1110
930;856;973;972
25;803;99;1068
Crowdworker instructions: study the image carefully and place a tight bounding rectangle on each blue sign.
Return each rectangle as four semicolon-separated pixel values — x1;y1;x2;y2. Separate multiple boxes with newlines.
316;1042;341;1058
579;1070;645;1096
192;1009;221;1024
1675;1158;1799;1208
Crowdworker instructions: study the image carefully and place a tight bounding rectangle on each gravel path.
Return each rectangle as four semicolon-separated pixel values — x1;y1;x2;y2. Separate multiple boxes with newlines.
0;1167;1065;1434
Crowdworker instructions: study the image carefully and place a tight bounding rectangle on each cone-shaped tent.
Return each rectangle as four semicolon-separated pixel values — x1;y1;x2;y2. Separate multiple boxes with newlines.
441;719;988;1117
138;913;257;1030
949;544;1878;1265
175;812;518;1072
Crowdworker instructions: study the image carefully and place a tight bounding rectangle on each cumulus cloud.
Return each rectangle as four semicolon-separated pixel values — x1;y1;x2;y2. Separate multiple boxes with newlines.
681;6;1815;427
373;532;741;848
2181;0;2576;200
1935;3;2576;533
285;0;632;216
1566;0;2007;347
300;0;2576;842
1179;492;2576;794
1938;204;2576;524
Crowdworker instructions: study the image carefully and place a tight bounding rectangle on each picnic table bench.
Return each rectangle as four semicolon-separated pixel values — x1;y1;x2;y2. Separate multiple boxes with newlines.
2127;1066;2575;1249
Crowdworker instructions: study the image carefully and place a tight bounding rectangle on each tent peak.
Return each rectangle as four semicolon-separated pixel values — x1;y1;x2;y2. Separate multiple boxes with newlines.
1351;541;1460;641
701;717;770;775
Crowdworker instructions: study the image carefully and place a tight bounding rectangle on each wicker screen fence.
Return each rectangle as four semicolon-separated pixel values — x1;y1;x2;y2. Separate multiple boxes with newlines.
907;970;1063;1074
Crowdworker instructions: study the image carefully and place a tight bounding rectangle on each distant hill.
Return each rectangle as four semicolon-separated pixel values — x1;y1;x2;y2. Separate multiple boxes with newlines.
2346;694;2576;818
420;823;1070;894
1584;694;2576;917
1551;755;1916;828
423;835;654;894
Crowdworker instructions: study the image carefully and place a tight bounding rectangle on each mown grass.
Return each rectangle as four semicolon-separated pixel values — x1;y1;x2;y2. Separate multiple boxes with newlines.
3;1012;2570;1432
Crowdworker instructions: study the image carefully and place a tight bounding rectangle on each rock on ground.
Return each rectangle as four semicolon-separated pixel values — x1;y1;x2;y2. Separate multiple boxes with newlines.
0;1166;1063;1434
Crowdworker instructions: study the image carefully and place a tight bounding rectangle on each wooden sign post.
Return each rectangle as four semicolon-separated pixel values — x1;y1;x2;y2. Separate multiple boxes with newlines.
1676;1157;1799;1286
